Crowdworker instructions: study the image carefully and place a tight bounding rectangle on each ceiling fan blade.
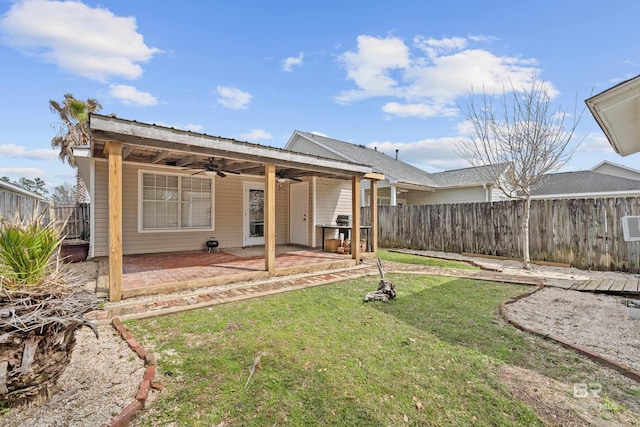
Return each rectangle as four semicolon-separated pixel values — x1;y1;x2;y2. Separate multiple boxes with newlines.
191;170;204;176
221;169;240;175
216;170;226;178
290;177;303;182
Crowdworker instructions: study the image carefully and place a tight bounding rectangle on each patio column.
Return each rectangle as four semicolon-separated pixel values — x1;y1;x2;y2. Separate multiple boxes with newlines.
369;178;378;253
390;183;397;206
265;163;276;275
107;141;123;302
351;176;361;263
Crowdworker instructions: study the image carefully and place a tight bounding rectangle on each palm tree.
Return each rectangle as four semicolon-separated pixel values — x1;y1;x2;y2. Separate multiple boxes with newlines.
50;94;101;203
49;93;102;167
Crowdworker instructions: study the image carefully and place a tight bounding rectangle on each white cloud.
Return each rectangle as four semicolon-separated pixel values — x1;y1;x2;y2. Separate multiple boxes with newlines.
282;52;304;72
240;129;272;141
576;133;615;154
0;0;161;81
335;35;410;103
109;84;157;106
216;86;253;109
0;166;46;179
336;34;557;118
382;102;457;118
0;144;58;161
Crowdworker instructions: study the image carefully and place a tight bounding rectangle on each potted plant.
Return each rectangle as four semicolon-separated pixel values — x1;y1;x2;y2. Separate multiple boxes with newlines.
0;214;98;408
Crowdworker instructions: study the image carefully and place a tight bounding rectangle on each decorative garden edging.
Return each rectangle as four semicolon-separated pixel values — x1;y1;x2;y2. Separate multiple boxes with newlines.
104;318;157;427
500;288;640;384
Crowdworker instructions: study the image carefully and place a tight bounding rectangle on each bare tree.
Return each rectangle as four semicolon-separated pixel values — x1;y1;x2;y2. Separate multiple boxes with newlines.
457;74;584;269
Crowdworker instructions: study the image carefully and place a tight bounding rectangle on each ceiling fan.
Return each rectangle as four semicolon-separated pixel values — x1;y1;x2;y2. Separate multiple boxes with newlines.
276;170;302;182
193;157;240;178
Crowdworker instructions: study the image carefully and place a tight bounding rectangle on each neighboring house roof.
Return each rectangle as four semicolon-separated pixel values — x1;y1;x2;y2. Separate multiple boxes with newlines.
532;170;640;198
590;160;640;181
586;74;640;156
0;180;47;200
429;164;510;188
289;131;437;188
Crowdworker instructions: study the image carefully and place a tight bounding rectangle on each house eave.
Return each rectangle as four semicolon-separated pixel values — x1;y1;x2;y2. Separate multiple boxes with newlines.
89;115;374;179
586;74;640;157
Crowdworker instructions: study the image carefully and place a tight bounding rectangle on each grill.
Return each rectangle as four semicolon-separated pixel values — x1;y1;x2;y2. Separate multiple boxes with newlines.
206;237;219;253
336;215;351;240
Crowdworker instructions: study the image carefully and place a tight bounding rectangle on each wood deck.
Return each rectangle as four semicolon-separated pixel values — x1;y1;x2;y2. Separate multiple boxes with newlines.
568;278;640;296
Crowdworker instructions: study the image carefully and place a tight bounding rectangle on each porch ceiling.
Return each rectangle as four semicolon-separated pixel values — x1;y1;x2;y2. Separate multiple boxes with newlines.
86;114;377;180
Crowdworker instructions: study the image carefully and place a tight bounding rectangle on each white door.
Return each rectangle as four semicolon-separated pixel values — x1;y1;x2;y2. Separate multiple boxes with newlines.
243;182;265;247
289;182;308;246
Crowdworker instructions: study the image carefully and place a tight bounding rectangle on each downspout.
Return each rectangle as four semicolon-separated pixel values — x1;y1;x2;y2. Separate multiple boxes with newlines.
484;183;493;203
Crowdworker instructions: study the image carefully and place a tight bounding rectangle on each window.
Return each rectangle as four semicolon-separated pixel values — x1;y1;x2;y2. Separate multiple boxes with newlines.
140;171;214;232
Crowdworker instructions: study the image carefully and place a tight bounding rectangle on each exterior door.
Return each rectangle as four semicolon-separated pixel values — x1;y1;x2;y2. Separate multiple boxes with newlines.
289;182;308;246
243;182;265;246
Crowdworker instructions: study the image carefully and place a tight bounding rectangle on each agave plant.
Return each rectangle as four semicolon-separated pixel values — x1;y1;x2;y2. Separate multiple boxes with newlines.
0;214;98;408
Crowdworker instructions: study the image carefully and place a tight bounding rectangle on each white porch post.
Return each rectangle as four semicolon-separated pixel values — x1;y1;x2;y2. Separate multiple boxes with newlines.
390;183;397;206
351;176;361;262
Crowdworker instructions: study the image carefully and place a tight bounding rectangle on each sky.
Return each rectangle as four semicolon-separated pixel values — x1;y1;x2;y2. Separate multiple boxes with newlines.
1;0;639;194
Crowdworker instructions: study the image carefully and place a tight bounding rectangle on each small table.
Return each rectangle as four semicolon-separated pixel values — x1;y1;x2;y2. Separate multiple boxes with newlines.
319;225;372;252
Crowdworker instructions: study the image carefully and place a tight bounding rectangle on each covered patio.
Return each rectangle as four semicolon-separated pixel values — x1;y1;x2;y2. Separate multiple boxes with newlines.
80;114;383;301
99;246;358;299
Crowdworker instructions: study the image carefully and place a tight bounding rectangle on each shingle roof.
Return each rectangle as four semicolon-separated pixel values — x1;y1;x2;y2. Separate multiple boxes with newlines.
429;164;510;187
295;131;438;187
533;171;640;195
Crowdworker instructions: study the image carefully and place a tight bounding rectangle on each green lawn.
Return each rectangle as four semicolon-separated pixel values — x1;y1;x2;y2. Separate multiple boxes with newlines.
126;273;637;426
377;249;478;269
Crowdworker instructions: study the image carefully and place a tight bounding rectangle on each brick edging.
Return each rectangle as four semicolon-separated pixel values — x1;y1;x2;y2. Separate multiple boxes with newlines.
103;318;157;427
500;287;640;384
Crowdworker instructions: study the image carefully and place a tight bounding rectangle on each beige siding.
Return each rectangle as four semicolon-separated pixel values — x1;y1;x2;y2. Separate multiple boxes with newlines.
287;135;345;160
275;180;290;244
406;186;488;205
93;161;109;256
592;163;640;181
93;160;290;256
313;178;352;246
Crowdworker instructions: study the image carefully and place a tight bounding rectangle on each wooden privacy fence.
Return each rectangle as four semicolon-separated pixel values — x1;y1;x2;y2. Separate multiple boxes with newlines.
0;189;50;223
361;197;640;273
53;203;90;240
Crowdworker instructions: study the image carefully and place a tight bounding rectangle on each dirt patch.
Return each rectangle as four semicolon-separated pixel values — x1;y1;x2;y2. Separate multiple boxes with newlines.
504;287;640;374
498;364;638;426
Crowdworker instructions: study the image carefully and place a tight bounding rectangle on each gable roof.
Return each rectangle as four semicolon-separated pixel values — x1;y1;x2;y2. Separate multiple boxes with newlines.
429;164;510;188
532;170;640;197
289;131;438;188
590;160;640;179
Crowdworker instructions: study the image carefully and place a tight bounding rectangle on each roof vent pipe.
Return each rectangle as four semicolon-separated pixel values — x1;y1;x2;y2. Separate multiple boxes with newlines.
395;149;398;160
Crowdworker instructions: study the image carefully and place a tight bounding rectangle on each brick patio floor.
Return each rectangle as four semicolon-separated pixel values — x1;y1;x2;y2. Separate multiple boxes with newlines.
120;248;352;291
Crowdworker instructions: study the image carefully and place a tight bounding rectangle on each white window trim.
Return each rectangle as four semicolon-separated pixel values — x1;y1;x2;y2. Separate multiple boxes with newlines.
137;169;215;233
